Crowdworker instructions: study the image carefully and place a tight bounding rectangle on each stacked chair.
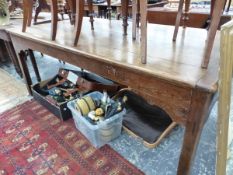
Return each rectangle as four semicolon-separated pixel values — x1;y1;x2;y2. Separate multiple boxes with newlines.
22;0;111;41
133;0;227;68
173;0;226;68
72;0;131;46
34;0;51;24
73;0;111;45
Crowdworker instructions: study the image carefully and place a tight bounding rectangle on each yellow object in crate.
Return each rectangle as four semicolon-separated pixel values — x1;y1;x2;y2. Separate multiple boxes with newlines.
76;96;96;116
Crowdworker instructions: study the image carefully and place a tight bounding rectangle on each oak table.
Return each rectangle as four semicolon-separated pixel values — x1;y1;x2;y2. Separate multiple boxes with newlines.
8;18;219;175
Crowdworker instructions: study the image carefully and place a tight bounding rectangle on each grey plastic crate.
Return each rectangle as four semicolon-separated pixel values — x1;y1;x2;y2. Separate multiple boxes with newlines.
67;91;125;148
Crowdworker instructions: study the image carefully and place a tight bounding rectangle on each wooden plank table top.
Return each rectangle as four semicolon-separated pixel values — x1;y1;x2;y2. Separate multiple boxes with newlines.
7;18;219;175
7;18;219;92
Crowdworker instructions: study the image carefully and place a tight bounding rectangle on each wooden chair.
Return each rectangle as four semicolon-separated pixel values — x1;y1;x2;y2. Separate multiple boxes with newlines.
33;0;73;24
172;0;191;41
129;0;144;63
71;0;112;38
34;0;51;24
22;0;59;40
22;0;33;32
135;0;226;68
131;0;191;63
74;0;134;46
22;0;95;41
173;0;228;69
132;0;169;39
174;0;225;68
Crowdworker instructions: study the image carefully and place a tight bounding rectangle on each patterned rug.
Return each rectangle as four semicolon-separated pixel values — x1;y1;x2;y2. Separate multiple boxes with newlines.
0;69;30;114
0;100;143;175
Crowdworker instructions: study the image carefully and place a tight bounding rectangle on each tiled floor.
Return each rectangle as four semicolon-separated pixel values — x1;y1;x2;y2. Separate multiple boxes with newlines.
1;52;232;175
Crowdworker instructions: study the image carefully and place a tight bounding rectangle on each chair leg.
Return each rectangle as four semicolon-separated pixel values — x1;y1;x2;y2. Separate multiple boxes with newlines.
140;0;147;64
136;0;140;28
87;0;94;30
34;6;42;24
173;0;185;41
183;0;191;27
51;0;58;41
106;0;111;20
74;0;84;46
22;0;29;32
67;0;76;25
34;0;51;24
226;0;231;12
202;0;225;68
121;0;129;35
27;0;33;27
132;0;138;40
210;0;216;17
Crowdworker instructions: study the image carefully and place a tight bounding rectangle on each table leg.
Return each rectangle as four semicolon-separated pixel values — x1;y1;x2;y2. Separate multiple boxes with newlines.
18;50;32;95
177;90;213;175
0;41;7;62
74;0;84;46
121;0;129;35
140;0;147;64
51;0;58;41
28;49;41;82
4;41;22;77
